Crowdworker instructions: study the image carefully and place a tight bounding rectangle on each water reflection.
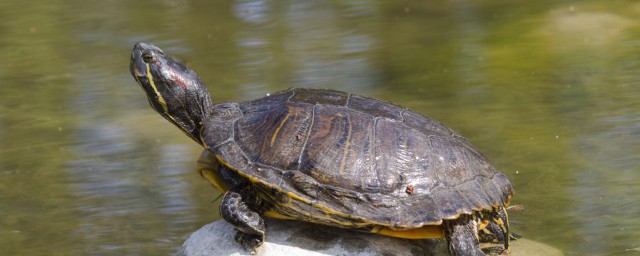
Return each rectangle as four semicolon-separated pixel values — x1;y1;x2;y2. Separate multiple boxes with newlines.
0;1;639;255
67;119;197;253
233;0;379;99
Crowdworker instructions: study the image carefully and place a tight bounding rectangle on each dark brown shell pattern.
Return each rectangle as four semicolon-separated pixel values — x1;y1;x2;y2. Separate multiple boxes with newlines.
203;88;513;228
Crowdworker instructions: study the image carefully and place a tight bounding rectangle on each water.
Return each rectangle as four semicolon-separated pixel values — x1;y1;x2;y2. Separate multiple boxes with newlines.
1;1;639;255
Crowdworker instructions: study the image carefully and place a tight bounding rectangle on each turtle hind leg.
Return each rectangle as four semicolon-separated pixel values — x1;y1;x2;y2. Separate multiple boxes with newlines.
479;222;509;243
487;207;512;249
444;214;486;256
220;187;266;252
479;207;515;254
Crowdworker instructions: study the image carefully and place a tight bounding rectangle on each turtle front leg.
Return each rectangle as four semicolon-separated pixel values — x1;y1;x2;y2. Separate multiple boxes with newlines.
220;187;266;252
444;214;485;256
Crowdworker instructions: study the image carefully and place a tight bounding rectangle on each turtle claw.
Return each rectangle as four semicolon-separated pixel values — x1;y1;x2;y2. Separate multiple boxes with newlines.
234;232;263;253
482;246;510;255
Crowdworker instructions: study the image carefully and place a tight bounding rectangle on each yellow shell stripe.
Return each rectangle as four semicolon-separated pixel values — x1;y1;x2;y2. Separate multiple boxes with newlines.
270;113;291;147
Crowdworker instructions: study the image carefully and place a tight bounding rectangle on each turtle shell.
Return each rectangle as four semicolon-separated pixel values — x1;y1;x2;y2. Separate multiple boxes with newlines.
202;88;513;229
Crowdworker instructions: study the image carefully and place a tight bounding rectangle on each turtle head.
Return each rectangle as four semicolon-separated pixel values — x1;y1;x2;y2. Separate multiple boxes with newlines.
130;42;213;144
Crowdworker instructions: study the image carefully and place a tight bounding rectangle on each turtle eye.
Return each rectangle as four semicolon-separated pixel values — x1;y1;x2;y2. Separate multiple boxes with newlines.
142;52;155;63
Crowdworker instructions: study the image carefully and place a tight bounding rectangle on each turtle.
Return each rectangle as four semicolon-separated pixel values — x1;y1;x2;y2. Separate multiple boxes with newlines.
130;42;514;256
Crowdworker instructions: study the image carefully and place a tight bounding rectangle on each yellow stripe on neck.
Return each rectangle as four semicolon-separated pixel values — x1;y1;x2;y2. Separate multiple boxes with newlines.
145;63;169;114
145;63;187;130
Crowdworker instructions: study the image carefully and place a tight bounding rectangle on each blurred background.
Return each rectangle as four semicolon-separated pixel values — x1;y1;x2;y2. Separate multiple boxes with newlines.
1;0;639;255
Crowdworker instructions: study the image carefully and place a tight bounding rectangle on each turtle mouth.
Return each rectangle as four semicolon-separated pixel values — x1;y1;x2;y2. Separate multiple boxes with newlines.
130;52;146;80
130;60;145;78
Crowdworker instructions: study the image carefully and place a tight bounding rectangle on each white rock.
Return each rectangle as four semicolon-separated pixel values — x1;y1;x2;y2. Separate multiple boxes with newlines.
178;219;563;256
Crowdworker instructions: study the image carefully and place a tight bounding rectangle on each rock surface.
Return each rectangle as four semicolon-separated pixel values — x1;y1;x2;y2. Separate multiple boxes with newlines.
178;219;562;256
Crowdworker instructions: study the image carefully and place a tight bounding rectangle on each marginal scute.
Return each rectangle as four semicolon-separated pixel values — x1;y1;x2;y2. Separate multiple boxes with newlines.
432;188;474;218
454;180;493;210
254;166;285;189
491;173;513;206
363;193;397;209
214;141;250;171
212;88;513;228
478;176;503;207
317;185;363;214
284;171;319;198
405;194;441;225
496;172;514;196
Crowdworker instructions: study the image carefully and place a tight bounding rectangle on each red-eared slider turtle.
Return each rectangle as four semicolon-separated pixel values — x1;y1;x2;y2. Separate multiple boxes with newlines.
130;42;514;256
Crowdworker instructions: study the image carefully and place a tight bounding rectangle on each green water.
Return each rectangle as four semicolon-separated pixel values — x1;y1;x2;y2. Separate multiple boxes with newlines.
1;1;639;255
